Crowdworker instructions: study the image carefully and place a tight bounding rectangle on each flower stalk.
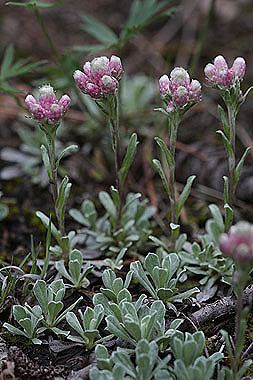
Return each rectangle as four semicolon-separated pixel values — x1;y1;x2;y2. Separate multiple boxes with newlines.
227;103;236;204
220;222;253;378
167;112;180;225
107;94;124;226
74;55;128;227
45;127;65;236
155;67;201;235
232;272;245;379
108;94;121;192
25;85;73;258
204;55;251;226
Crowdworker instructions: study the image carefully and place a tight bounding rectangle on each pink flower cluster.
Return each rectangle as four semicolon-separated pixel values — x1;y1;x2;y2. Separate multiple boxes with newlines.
220;222;253;264
25;85;71;125
204;55;246;89
73;55;123;99
159;67;201;113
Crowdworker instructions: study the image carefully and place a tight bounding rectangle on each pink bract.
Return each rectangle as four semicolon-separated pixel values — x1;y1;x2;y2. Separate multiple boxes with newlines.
220;222;253;264
159;67;202;112
25;85;71;125
74;55;123;99
204;55;246;89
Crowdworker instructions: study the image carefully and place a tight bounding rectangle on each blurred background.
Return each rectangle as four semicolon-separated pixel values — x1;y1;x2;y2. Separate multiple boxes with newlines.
1;0;253;257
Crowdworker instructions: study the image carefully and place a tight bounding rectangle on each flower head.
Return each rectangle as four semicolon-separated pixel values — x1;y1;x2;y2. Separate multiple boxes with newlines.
25;85;71;125
109;55;123;79
170;67;190;87
232;57;246;80
90;56;110;81
159;75;171;98
159;67;201;112
220;221;253;264
74;55;123;99
204;55;246;89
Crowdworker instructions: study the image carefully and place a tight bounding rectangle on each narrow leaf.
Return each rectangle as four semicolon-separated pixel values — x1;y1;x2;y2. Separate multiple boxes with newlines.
218;105;229;138
40;145;52;180
155;136;175;169
57;144;78;166
119;133;139;185
176;175;196;218
224;203;233;231
36;211;61;246
234;146;251;188
152;159;169;194
217;130;234;158
81;14;118;45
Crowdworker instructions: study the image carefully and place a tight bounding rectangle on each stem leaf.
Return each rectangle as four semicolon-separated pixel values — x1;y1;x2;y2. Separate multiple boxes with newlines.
119;133;139;185
243;86;253;102
152;159;169;194
110;186;120;208
36;211;61;246
41;215;51;279
218;105;230;138
41;144;52;180
224;203;233;231
223;176;229;205
57;144;79;167
176;175;196;218
216;130;234;158
154;136;175;169
56;176;71;217
233;146;251;188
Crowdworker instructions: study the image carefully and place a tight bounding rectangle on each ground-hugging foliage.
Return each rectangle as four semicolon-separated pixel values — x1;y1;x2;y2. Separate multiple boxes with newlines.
1;1;253;380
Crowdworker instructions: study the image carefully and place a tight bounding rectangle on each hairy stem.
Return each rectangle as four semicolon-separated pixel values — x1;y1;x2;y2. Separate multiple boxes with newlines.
232;283;243;379
46;130;65;237
109;95;122;226
168;114;180;225
109;120;120;191
232;270;248;380
227;105;236;206
34;8;60;62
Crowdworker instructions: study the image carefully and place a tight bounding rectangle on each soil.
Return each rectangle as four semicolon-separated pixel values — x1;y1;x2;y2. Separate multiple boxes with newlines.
1;0;253;378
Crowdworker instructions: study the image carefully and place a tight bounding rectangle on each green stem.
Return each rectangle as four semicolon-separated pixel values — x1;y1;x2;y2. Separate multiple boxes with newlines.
109;95;122;226
34;8;60;62
168;113;180;225
110;117;120;191
232;272;245;380
227;105;236;206
46;130;65;237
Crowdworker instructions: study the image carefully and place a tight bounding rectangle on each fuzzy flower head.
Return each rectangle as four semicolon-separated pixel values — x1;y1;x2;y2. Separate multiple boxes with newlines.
25;85;71;125
204;55;246;90
159;67;201;113
220;221;253;265
73;55;123;99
